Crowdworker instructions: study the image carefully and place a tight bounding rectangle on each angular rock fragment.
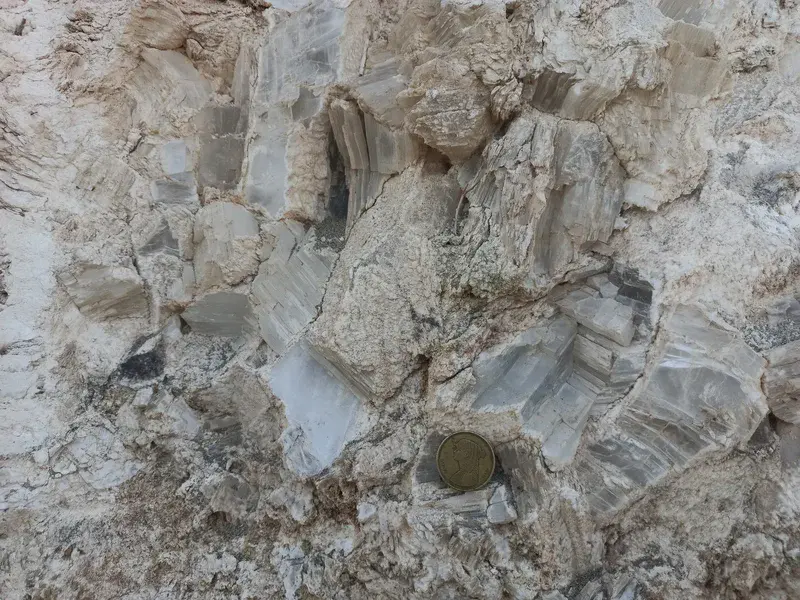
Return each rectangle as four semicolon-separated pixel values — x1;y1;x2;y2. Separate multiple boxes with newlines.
60;264;148;319
557;289;635;346
576;305;767;514
494;440;552;519
400;58;492;162
249;222;336;355
124;0;188;51
309;170;461;401
269;341;366;476
182;292;254;337
159;140;191;176
73;155;137;208
764;340;800;423
490;78;522;121
193;202;260;291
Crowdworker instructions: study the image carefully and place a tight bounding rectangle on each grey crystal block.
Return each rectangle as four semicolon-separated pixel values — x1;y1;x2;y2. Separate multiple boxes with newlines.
182;292;254;337
666;21;717;57
150;174;199;207
364;113;418;175
329;99;370;170
658;0;709;24
471;316;576;417
533;376;595;470
160;140;190;175
428;487;494;521
574;325;648;417
192;105;245;137
60;264;148;320
525;70;617;120
244;114;290;214
587;273;620;299
664;42;729;98
557;290;635;346
486;484;517;525
196;135;245;191
764;340;800;423
139;221;179;256
575;304;767;514
777;420;800;468
249;222;335;354
270;341;364;476
245;5;346;214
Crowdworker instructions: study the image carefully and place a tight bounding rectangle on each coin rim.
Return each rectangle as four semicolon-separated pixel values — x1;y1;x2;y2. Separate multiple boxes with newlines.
435;431;496;492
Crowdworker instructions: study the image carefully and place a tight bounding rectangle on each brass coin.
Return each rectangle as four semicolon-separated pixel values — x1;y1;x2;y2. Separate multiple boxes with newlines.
436;431;495;491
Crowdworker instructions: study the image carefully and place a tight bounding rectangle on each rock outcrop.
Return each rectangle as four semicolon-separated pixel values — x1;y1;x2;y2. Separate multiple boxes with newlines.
4;0;800;599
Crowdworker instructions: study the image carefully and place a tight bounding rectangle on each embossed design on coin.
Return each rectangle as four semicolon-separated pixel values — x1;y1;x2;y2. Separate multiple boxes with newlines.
436;431;495;491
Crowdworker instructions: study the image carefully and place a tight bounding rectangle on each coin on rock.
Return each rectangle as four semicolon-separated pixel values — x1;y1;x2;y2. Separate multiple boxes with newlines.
436;431;495;491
